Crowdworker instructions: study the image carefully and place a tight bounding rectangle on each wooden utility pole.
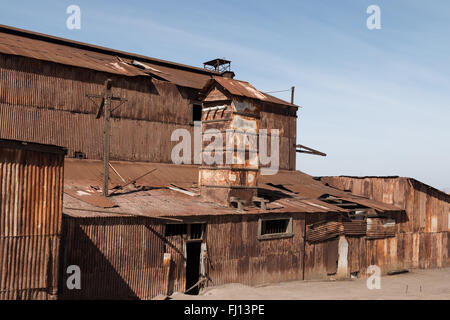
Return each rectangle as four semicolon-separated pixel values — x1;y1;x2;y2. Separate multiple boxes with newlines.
291;86;295;104
103;79;112;197
86;79;127;197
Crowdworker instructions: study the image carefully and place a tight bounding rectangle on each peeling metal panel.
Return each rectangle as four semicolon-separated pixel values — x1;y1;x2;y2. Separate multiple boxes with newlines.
199;89;261;205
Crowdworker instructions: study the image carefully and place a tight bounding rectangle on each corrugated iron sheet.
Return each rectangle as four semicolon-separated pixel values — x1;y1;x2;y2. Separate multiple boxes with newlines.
60;216;168;299
342;220;367;236
306;221;342;242
201;76;297;107
0;49;296;169
321;176;449;274
0;24;220;85
0;139;65;300
205;214;305;287
62;159;397;218
320;176;449;233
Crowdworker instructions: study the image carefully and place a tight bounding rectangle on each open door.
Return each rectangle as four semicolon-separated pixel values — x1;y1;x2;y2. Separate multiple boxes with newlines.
185;241;201;295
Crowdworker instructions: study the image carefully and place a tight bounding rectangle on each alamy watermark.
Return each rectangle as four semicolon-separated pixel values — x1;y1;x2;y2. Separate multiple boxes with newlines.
366;265;381;290
66;5;81;30
66;265;81;290
366;5;381;30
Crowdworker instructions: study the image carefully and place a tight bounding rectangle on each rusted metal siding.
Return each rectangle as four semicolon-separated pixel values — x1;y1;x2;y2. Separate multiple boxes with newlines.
0;24;219;87
321;176;449;234
200;88;261;205
0;51;194;122
60;216;168;300
0;139;64;300
303;213;340;280
0;53;195;163
0;52;298;169
61;213;306;299
364;232;448;273
260;106;297;171
321;176;449;274
205;214;305;287
0;103;193;163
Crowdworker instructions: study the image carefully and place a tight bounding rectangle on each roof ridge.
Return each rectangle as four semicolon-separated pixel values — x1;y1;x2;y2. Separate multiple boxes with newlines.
0;24;221;76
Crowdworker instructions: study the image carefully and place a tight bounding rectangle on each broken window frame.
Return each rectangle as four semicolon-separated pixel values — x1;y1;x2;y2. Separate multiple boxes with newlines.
164;223;205;241
257;217;293;240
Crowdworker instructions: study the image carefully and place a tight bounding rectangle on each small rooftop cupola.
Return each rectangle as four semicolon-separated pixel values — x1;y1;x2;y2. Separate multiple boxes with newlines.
203;58;231;72
203;58;235;78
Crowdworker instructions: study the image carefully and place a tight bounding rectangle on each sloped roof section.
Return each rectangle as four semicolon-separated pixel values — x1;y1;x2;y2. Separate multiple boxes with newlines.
259;170;401;212
0;24;217;88
200;76;297;108
0;24;298;103
63;159;400;218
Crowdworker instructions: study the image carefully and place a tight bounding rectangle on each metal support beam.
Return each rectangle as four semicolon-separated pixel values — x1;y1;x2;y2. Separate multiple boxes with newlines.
295;144;327;157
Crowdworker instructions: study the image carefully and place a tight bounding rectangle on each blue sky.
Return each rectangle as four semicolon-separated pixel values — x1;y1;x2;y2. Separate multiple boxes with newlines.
1;0;449;190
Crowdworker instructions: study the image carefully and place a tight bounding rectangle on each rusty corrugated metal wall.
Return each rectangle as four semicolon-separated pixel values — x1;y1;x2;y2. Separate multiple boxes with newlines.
0;52;194;163
0;52;297;170
205;214;305;287
260;104;297;171
321;176;449;274
61;213;306;299
0;139;64;300
303;213;340;280
60;216;169;300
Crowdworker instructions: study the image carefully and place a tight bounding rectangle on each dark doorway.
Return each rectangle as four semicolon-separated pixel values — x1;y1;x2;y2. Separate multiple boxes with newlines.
185;241;201;295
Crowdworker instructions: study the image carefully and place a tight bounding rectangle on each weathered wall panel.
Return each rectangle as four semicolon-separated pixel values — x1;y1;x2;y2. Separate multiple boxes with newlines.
0;140;64;300
321;176;449;274
204;214;305;287
60;216;168;300
61;213;306;299
0;53;297;169
0;104;192;163
322;176;449;234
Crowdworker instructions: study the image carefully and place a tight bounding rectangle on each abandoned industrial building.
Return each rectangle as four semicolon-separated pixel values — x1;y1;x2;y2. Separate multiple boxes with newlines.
0;24;448;300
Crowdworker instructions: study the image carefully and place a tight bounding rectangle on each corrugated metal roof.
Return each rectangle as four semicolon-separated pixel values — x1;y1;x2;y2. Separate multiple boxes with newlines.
261;170;401;212
0;30;146;76
204;76;298;107
63;159;400;218
0;24;216;89
321;175;450;202
0;24;297;104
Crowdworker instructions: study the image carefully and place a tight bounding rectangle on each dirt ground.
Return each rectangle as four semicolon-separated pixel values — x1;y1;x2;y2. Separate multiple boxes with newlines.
171;268;450;300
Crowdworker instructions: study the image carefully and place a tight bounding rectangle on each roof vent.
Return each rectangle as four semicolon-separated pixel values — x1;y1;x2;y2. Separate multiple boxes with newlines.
203;58;231;73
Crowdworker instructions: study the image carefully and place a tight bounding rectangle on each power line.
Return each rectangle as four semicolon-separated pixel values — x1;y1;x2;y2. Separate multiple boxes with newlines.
263;89;291;94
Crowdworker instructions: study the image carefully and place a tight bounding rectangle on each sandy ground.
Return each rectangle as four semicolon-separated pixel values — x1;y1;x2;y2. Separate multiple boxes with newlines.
170;268;450;300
